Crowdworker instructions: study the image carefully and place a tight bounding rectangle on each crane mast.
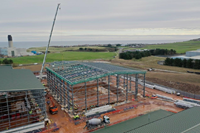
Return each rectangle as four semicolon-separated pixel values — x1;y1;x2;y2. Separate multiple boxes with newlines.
40;3;60;79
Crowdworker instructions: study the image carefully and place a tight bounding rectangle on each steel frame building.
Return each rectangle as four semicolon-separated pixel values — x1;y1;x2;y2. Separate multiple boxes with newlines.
0;65;46;132
46;61;146;114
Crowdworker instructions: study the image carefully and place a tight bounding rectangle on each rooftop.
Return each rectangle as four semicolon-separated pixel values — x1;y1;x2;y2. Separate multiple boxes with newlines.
93;109;174;133
0;66;45;91
127;107;200;133
46;61;146;85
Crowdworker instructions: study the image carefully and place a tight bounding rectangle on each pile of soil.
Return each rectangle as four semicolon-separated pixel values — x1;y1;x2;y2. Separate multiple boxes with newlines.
146;77;200;94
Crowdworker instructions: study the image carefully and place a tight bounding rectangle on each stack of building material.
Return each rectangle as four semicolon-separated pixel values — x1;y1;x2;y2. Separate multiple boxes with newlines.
85;105;113;117
174;100;200;109
145;84;154;89
156;94;174;101
154;85;176;94
183;97;200;104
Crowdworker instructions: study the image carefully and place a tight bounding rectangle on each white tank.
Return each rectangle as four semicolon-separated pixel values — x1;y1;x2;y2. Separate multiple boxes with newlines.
88;118;102;125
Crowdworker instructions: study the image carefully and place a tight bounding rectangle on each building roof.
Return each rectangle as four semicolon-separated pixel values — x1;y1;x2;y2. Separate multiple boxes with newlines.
93;109;174;133
127;107;200;133
0;66;45;91
46;61;146;85
0;64;13;70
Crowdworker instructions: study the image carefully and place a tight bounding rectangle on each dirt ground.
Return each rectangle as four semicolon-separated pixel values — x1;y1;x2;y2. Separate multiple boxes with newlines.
14;64;48;71
146;76;200;94
44;85;184;133
109;58;200;94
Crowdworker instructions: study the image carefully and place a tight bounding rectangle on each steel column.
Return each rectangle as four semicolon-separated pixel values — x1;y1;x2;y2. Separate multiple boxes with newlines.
6;93;10;128
67;83;70;110
64;82;66;107
71;85;74;114
85;82;87;112
116;75;119;103
60;79;62;105
129;74;131;91
97;79;99;106
126;74;128;102
135;74;138;100
123;74;125;89
143;74;146;97
26;91;30;124
56;77;59;100
108;76;110;104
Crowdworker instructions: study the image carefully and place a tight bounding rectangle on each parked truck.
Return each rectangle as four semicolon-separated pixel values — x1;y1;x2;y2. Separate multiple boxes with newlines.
84;115;110;130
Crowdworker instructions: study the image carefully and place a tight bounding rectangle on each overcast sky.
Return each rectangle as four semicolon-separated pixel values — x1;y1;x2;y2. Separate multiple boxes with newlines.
1;0;200;42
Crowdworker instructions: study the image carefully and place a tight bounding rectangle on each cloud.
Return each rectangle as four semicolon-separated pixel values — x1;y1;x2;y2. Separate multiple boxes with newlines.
0;0;200;41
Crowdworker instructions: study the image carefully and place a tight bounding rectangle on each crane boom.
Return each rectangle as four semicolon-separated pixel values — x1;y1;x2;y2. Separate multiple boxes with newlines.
40;3;60;79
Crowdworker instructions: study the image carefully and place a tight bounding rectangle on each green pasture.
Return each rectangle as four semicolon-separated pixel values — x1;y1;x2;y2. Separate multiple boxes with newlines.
123;40;200;53
8;51;115;64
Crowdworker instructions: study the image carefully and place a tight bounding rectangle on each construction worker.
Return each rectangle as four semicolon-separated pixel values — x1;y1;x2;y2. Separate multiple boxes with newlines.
29;110;32;114
73;115;77;120
76;114;80;120
73;114;80;120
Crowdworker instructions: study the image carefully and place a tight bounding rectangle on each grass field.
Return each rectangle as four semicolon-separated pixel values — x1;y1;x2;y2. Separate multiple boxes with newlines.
9;51;115;64
28;46;107;52
111;56;200;73
123;40;200;53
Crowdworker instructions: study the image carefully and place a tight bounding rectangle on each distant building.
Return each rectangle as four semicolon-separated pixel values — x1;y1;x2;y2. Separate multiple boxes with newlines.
0;35;34;57
171;49;200;60
186;49;200;57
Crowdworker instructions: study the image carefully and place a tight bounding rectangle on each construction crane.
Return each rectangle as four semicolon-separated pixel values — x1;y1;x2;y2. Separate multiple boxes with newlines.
40;3;61;79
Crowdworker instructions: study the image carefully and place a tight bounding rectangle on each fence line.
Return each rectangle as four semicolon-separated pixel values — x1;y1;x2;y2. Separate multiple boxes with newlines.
145;81;200;99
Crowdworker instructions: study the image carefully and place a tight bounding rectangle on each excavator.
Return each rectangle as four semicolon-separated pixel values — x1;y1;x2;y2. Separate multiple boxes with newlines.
49;97;58;114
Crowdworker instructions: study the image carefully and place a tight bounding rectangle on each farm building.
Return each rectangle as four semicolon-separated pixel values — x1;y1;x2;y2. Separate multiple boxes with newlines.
0;65;46;132
46;61;146;115
186;49;200;57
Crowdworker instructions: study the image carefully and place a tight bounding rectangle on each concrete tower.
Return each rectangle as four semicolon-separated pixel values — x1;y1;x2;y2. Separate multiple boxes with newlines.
8;35;13;48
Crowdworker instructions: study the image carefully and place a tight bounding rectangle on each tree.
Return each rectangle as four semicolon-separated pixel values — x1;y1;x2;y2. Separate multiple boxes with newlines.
3;59;9;64
79;48;83;50
193;60;200;69
135;53;142;59
169;58;174;66
9;59;13;64
84;48;87;50
107;44;112;47
116;44;121;46
186;59;193;68
182;59;187;68
0;60;1;64
164;58;171;65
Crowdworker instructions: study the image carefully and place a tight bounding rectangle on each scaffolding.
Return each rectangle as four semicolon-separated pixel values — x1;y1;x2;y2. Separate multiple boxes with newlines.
0;65;46;132
46;61;146;114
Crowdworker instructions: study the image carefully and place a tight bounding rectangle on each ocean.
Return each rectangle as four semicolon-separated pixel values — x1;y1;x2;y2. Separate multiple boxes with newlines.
0;40;182;49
